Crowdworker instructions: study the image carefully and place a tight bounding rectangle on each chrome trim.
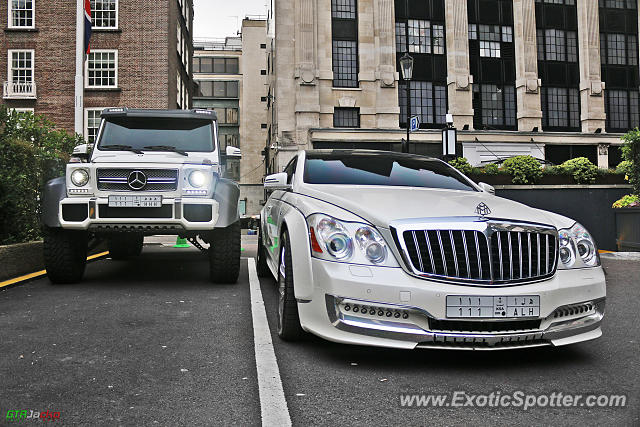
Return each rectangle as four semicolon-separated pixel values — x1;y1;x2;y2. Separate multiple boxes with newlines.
391;216;558;287
411;231;423;272
450;230;459;277
461;231;471;279
325;294;604;350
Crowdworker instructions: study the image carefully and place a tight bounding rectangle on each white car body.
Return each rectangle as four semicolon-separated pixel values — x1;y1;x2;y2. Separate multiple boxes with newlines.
259;150;606;350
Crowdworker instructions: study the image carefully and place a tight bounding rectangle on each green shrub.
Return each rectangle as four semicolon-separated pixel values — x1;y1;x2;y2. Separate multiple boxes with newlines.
0;106;80;245
448;157;473;175
621;129;640;196
612;194;640;208
482;163;500;174
616;160;633;180
559;157;599;184
501;155;543;184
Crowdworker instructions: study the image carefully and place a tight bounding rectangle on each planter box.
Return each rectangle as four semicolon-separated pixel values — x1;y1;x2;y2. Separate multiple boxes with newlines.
469;174;627;186
614;207;640;252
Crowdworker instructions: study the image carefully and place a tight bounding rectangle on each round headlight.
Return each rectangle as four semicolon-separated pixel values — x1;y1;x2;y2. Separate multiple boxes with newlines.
189;170;207;188
559;246;573;265
71;169;89;187
355;227;387;264
576;239;597;266
326;232;353;260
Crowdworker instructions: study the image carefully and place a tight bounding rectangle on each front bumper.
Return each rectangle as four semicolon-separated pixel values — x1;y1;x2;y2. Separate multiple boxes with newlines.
58;197;219;232
297;259;606;350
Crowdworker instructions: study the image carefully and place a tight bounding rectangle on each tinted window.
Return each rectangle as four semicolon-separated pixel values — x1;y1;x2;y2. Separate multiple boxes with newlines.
303;153;477;191
99;118;214;152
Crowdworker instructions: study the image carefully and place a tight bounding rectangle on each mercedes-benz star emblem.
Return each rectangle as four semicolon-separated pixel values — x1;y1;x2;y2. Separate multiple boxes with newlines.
127;170;147;190
475;202;491;216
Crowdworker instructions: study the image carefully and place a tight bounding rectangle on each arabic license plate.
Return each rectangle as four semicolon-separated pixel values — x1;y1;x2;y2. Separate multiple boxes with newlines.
446;295;540;318
108;195;162;208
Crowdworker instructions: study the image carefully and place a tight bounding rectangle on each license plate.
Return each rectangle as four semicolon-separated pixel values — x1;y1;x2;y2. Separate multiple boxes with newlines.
108;195;162;208
446;295;540;318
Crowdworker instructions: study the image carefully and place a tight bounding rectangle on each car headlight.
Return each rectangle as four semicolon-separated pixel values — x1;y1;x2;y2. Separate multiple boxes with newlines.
306;214;398;267
70;169;89;187
188;170;208;188
558;222;600;269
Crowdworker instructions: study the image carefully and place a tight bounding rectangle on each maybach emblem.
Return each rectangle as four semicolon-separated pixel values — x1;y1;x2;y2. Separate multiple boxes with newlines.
127;170;147;190
475;202;491;216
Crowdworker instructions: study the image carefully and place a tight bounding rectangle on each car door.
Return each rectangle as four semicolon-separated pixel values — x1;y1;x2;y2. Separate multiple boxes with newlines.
263;156;297;267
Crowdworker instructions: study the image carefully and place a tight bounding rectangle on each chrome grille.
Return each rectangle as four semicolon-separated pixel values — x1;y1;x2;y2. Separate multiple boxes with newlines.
97;169;178;191
398;222;558;285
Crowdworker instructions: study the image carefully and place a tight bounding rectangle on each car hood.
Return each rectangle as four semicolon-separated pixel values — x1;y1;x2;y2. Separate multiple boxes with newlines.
298;184;564;229
91;151;217;165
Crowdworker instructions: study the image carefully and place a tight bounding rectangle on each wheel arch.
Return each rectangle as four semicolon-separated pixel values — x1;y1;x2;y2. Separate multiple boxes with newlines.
41;177;66;228
213;178;240;228
279;208;314;301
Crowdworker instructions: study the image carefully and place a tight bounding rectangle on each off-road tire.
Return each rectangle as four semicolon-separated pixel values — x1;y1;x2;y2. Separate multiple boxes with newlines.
43;227;88;284
256;227;270;278
277;231;304;341
108;233;144;260
209;221;241;284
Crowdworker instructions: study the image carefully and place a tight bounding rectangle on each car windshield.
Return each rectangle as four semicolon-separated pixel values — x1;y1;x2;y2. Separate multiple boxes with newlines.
98;117;214;152
303;152;478;191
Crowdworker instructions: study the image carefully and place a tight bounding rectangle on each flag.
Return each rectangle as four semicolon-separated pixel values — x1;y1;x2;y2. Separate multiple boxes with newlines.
84;0;92;54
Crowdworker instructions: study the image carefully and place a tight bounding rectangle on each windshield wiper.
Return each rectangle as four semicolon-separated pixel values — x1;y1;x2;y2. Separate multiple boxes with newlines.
143;145;189;156
100;144;144;154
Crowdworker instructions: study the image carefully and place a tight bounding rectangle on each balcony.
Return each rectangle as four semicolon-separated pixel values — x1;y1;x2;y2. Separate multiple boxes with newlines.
3;81;37;99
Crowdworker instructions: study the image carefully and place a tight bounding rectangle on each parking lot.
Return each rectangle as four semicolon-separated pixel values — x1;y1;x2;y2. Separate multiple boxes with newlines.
1;236;638;426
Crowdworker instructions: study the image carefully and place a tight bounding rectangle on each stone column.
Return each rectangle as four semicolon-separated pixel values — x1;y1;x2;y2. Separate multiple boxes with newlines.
373;0;400;128
598;143;610;169
577;0;606;133
513;0;542;131
445;0;474;129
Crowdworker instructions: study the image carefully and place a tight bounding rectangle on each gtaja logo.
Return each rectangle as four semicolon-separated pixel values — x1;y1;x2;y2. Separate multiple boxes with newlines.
475;202;491;216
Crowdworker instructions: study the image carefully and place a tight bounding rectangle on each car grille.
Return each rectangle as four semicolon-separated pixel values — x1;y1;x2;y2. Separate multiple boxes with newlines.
97;169;178;191
399;225;558;285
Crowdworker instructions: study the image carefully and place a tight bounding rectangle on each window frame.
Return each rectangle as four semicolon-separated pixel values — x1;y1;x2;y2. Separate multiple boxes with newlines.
333;107;360;128
8;0;35;29
85;49;118;89
331;0;359;88
90;0;118;30
84;107;107;144
7;49;35;85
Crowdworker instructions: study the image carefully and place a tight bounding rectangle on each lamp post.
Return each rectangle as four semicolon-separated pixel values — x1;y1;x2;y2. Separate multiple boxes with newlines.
399;53;414;154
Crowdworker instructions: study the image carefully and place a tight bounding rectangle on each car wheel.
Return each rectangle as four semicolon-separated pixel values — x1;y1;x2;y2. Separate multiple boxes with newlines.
256;227;271;278
209;221;241;284
108;233;144;260
277;231;304;341
43;226;88;284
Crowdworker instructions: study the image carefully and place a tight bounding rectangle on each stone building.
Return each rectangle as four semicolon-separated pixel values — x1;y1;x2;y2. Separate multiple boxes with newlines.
1;0;194;142
193;17;268;216
266;0;635;173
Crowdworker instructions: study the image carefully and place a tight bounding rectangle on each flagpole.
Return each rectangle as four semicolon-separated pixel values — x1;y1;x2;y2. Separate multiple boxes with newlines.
74;0;84;135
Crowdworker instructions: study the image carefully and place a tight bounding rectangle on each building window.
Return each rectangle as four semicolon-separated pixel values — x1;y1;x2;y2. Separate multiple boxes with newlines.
537;29;577;62
471;25;513;58
600;33;638;65
193;57;238;74
333;107;360;128
331;0;358;88
212;108;238;125
8;49;34;85
473;84;516;128
541;87;580;129
196;80;239;98
86;50;117;88
84;108;105;144
90;0;118;29
598;0;636;9
396;20;445;55
220;133;239;149
9;0;34;28
606;90;640;131
399;82;447;126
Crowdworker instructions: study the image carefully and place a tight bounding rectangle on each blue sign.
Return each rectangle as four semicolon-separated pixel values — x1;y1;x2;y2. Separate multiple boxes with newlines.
409;115;420;132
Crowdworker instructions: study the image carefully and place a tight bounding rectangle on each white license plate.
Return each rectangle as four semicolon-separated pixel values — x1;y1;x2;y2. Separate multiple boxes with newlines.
108;195;162;208
446;295;540;318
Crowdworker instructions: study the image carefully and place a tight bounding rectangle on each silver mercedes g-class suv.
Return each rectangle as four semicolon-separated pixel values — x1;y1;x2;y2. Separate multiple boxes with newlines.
41;108;242;284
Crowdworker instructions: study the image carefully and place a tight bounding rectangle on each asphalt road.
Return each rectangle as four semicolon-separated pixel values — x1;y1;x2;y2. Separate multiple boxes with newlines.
0;237;638;426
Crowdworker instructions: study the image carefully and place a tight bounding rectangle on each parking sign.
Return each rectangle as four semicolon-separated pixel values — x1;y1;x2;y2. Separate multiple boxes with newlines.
409;115;420;132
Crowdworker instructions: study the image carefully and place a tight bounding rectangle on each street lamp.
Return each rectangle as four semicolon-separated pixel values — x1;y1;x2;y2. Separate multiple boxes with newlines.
399;53;414;154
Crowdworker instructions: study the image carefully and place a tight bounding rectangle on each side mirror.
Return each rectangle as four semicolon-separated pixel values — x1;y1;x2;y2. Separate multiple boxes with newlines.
478;182;495;195
226;145;242;158
264;172;291;190
71;144;89;162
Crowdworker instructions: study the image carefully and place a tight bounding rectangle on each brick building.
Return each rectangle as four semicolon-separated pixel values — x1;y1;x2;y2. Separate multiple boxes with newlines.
266;0;636;173
1;0;194;142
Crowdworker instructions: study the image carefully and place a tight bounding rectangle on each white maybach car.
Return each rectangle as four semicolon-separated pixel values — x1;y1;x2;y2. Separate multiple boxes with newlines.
257;150;606;350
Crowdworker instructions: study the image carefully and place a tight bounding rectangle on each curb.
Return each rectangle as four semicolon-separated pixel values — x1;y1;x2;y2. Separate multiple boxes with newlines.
0;251;110;290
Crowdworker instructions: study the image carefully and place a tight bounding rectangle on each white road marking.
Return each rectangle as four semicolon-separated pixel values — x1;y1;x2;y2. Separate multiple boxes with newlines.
247;258;292;427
